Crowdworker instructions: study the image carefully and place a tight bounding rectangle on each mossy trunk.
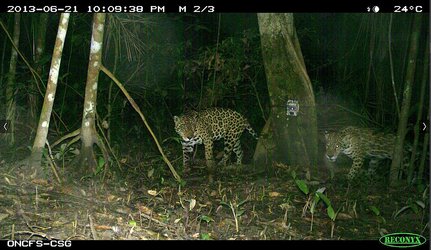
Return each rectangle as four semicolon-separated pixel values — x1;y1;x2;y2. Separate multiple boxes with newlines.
254;13;318;178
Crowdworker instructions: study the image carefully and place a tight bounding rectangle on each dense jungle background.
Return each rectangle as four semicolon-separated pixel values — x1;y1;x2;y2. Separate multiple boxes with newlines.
0;13;429;241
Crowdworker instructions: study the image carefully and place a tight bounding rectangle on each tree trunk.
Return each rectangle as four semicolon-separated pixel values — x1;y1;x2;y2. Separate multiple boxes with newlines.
80;13;106;173
417;114;429;187
252;116;276;172
30;13;70;175
5;13;20;145
407;34;428;184
255;13;318;179
389;14;422;186
29;14;49;123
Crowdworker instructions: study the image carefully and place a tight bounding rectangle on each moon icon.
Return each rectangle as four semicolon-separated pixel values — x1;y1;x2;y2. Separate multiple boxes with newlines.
372;6;380;13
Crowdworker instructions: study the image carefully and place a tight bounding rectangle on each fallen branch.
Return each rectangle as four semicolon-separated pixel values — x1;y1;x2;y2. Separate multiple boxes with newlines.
88;214;98;240
100;65;181;182
45;141;62;184
51;129;80;149
139;212;171;229
2;230;54;240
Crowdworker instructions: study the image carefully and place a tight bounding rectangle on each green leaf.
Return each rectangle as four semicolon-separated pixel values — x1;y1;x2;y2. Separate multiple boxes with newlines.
199;215;214;223
95;157;105;174
420;185;428;199
237;199;248;208
295;179;309;195
316;192;331;207
98;157;105;167
327;206;336;221
410;203;419;214
369;206;380;216
220;201;230;207
200;233;211;240
129;220;137;227
291;170;297;179
236;209;245;217
415;200;425;209
394;206;410;218
179;179;187;187
310;194;321;214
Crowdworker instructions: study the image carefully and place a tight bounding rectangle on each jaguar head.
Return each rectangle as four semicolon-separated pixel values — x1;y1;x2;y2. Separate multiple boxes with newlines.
324;131;343;162
174;115;195;142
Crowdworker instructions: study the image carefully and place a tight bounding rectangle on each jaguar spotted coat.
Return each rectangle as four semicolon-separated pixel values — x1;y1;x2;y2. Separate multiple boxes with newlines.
174;108;258;171
325;126;411;181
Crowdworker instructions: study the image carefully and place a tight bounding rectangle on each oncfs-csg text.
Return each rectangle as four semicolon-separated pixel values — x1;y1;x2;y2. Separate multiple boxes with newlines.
6;240;72;247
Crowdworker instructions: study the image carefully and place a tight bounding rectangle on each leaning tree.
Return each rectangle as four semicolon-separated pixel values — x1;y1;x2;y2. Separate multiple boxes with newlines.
30;13;70;178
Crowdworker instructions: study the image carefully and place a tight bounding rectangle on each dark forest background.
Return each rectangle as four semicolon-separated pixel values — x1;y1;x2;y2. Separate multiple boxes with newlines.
0;13;429;241
0;13;428;172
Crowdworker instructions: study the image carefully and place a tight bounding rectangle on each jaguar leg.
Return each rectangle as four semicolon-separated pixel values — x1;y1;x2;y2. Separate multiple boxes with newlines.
348;157;364;181
366;159;379;179
182;141;194;173
232;139;243;165
220;138;234;166
204;140;216;182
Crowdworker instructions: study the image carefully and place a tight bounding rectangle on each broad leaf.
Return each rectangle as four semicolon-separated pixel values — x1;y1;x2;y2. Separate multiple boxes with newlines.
295;179;309;195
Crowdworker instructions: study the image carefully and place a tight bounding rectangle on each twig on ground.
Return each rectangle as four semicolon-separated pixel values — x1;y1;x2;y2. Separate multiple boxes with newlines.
88;214;98;240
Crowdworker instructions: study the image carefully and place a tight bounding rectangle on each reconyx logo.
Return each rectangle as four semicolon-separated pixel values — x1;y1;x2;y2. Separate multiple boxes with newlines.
379;233;426;248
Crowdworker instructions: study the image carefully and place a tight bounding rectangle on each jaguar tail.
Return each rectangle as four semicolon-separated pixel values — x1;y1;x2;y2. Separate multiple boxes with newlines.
245;122;259;140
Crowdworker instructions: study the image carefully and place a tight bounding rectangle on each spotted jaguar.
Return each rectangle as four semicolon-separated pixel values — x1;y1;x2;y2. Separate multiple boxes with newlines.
325;126;411;181
174;108;258;172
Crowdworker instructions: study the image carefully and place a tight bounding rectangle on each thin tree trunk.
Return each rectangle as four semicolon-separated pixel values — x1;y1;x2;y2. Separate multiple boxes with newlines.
255;13;318;179
407;35;428;184
107;18;120;143
30;13;70;175
388;14;400;118
29;14;49;123
417;115;429;187
80;13;106;173
389;14;422;186
0;26;6;69
5;13;20;145
373;15;390;126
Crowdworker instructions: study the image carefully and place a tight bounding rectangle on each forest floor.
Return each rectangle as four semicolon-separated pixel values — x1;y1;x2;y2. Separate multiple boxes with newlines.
0;152;429;241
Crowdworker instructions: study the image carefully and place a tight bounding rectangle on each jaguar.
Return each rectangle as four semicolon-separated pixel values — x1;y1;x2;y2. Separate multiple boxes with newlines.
174;108;258;172
325;126;411;181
